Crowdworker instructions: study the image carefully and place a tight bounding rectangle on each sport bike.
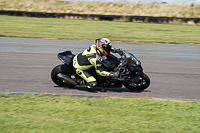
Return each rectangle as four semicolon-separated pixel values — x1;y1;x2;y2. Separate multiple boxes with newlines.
51;50;150;91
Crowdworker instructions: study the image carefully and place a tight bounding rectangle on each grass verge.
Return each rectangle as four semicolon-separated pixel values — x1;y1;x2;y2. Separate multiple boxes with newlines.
0;15;200;44
0;95;200;133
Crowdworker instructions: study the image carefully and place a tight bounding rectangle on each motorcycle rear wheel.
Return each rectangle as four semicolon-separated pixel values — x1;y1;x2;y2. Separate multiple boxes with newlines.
123;73;150;91
51;64;76;88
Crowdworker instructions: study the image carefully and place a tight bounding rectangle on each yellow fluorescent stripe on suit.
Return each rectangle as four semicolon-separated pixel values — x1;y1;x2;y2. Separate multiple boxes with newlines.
73;55;93;70
73;44;111;84
89;58;110;77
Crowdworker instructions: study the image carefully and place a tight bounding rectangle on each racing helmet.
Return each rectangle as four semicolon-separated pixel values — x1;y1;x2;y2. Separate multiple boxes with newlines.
95;38;112;56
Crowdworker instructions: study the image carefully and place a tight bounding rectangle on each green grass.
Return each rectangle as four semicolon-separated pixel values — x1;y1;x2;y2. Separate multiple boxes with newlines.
0;95;200;133
0;15;200;44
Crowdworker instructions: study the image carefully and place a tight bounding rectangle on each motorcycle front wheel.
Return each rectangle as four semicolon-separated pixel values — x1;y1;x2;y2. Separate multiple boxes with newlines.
123;73;150;91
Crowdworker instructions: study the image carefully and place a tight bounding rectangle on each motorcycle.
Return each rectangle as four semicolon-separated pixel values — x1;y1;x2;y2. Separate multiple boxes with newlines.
51;50;150;91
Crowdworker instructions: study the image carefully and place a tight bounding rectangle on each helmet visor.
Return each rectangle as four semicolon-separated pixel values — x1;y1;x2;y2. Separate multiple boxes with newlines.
103;44;111;54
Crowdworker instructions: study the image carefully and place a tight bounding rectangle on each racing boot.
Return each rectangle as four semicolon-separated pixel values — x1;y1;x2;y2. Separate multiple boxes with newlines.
86;81;97;88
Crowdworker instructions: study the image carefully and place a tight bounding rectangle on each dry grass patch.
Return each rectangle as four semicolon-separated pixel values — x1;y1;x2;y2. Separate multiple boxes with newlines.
1;0;200;18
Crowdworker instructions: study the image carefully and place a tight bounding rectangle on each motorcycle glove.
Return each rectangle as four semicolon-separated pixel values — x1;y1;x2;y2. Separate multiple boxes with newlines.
113;48;124;56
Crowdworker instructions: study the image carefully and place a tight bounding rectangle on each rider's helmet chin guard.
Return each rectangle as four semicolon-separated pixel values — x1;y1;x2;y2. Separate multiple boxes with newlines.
95;38;112;56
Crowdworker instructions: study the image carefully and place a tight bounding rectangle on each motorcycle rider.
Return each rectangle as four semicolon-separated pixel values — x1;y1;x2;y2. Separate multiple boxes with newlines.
73;38;124;88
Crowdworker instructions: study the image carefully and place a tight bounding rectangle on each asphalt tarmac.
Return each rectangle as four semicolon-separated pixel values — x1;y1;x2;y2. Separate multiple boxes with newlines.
0;37;200;101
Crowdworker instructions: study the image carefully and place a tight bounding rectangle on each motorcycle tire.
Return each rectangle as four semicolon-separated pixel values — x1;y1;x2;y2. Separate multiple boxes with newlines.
123;73;150;91
51;64;76;88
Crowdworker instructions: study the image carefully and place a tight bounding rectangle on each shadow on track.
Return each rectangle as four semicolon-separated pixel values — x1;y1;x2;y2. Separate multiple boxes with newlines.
54;86;151;93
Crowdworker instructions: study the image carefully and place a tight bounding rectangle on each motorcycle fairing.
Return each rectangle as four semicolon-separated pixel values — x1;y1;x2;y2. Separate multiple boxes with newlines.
58;51;75;65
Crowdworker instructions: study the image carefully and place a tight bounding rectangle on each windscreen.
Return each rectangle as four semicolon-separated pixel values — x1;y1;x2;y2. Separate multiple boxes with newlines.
124;50;141;65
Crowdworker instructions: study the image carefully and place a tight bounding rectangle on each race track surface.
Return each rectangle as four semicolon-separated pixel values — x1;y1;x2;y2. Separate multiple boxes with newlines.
0;37;200;101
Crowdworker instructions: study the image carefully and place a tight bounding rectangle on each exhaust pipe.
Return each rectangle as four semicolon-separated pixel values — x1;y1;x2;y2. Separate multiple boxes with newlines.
58;73;77;85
